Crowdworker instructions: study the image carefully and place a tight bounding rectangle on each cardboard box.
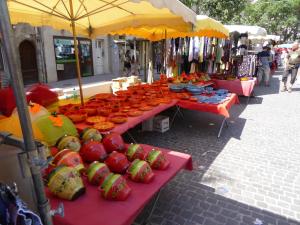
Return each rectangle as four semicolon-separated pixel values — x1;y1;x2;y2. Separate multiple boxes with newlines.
153;115;169;133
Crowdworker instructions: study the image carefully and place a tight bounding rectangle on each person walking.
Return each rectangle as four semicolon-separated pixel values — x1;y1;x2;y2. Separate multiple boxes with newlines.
124;50;131;76
155;53;162;74
281;42;300;92
257;46;272;86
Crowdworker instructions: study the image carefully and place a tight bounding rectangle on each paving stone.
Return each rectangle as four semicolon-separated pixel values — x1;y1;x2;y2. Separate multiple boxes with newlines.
174;215;186;225
226;218;240;225
191;214;205;224
133;70;300;225
203;218;220;225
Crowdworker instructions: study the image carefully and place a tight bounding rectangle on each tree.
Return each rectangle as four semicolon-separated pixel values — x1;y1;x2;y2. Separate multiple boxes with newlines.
181;0;300;41
180;0;249;24
243;0;300;41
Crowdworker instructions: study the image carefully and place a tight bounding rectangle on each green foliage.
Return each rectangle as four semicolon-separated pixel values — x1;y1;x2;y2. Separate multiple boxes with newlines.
181;0;300;41
243;0;300;41
181;0;248;23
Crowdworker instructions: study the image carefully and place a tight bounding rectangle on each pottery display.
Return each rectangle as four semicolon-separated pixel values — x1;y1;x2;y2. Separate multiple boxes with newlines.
48;166;85;201
65;110;87;123
102;133;125;153
80;128;102;142
127;110;143;117
81;107;98;116
140;105;153;111
57;135;81;152
80;141;108;163
100;173;131;201
105;151;129;174
93;122;115;132
86;116;107;125
146;149;170;170
127;159;154;183
110;116;127;124
53;149;85;172
126;144;147;161
97;108;112;117
87;162;110;186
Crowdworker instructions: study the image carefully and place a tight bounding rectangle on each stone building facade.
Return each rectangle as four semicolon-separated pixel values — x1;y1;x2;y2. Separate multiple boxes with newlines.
0;23;113;87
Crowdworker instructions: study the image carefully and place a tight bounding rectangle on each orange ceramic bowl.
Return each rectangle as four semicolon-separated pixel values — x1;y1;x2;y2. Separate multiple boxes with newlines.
128;110;143;117
86;116;107;125
81;106;98;116
94;122;115;132
65;111;87;123
94;93;113;100
140;106;153;111
97;108;112;117
110;116;127;124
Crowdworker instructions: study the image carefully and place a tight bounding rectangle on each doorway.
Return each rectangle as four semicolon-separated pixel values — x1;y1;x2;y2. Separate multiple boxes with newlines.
94;39;104;75
19;40;39;85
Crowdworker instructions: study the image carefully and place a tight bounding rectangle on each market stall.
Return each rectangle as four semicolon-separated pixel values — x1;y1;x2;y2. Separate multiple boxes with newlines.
49;144;192;225
212;78;256;97
76;100;178;135
8;0;197;105
175;93;239;138
0;1;198;225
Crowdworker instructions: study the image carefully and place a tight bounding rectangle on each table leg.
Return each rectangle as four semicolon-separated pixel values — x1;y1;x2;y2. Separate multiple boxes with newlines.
217;117;227;138
246;96;251;105
225;119;229;128
170;106;183;127
126;131;137;144
246;91;255;105
141;189;162;225
177;106;184;118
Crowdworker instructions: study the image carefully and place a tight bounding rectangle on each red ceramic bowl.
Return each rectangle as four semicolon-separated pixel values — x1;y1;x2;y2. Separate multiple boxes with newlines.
81;106;98;116
97;108;112;117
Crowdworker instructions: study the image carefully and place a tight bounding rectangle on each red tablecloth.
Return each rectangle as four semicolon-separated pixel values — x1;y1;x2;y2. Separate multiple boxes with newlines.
76;100;177;134
177;94;239;118
212;79;256;97
48;144;192;225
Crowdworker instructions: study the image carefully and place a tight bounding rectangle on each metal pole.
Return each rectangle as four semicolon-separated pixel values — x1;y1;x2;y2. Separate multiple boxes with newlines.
69;0;84;106
164;29;167;73
0;1;52;225
144;41;147;82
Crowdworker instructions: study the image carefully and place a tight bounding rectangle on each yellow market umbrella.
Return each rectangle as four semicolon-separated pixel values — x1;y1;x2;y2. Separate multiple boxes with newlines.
93;15;229;41
7;0;196;106
93;15;193;41
189;15;229;39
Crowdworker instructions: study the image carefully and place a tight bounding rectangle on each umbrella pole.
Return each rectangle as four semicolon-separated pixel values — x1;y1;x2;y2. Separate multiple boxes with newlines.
144;41;147;82
69;0;84;106
164;29;167;73
0;2;52;225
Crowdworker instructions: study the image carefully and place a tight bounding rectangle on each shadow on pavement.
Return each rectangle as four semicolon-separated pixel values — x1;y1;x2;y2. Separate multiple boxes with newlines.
123;101;252;224
253;75;281;97
127;69;300;224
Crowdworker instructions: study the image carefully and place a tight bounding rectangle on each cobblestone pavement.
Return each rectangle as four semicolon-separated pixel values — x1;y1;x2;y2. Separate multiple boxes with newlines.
129;69;300;225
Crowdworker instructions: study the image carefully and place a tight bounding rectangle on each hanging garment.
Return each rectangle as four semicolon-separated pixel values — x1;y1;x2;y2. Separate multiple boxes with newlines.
188;37;194;62
173;64;179;77
203;37;209;60
238;55;252;77
190;62;196;74
193;37;200;61
166;66;173;77
165;39;172;67
176;38;183;64
198;37;205;63
215;39;223;64
207;60;214;74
